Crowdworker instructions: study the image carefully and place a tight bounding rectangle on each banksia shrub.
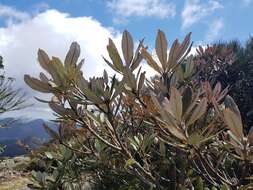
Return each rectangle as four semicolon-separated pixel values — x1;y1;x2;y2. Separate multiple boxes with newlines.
25;30;253;190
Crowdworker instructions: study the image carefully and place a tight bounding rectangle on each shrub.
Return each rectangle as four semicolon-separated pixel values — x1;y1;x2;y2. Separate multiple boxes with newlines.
203;39;253;132
0;56;27;154
25;30;253;189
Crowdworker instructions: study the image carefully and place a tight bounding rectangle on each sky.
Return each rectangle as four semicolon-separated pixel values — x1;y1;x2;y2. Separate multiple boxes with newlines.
0;0;252;119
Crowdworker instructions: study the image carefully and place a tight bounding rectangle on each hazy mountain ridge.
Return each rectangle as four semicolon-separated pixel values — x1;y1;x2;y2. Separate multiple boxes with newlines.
0;118;56;157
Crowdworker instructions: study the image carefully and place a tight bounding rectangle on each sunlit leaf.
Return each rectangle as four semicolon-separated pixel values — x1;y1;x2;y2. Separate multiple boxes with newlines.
223;108;243;140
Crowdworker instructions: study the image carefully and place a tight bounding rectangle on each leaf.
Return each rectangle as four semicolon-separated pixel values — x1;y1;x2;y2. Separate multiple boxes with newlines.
223;108;244;140
153;96;186;141
184;55;194;77
48;57;66;86
168;39;179;68
187;98;207;126
76;75;104;104
138;71;145;91
62;146;72;160
45;152;53;159
248;126;253;144
38;49;50;72
24;75;52;93
142;133;156;151
49;102;67;116
104;117;114;132
103;70;108;84
107;38;124;72
122;30;134;65
77;59;84;70
123;67;136;91
64;42;80;67
163;124;187;141
220;184;230;190
142;48;161;73
86;110;101;126
131;39;144;71
224;95;241;118
156;29;167;70
195;177;204;190
124;158;136;169
213;82;221;96
34;97;51;103
176;32;192;60
159;141;166;157
103;56;119;72
188;133;202;147
39;72;49;83
182;87;192;115
170;87;182;121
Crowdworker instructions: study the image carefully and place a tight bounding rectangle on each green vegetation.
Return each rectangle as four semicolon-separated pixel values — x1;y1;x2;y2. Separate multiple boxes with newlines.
24;30;253;189
0;56;26;154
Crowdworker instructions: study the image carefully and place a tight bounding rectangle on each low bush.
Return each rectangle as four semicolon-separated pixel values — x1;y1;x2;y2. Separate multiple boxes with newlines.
25;30;253;189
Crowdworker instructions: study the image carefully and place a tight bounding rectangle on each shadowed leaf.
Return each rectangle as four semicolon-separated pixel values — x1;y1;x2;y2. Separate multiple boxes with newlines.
156;29;167;70
122;30;134;65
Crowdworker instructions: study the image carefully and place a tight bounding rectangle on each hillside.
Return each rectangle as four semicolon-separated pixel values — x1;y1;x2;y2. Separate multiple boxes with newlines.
0;118;56;157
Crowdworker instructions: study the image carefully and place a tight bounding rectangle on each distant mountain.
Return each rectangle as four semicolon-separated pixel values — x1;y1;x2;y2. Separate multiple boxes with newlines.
0;118;57;157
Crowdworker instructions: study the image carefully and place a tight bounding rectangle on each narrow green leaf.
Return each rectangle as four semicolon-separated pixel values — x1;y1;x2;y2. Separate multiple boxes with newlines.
124;158;136;169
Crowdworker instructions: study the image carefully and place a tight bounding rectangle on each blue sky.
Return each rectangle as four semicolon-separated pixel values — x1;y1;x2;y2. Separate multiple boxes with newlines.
1;0;253;44
0;0;252;119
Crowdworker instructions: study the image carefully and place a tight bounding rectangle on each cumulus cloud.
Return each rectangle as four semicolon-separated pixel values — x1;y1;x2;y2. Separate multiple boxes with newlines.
206;19;224;42
0;8;121;119
107;0;176;23
181;0;223;29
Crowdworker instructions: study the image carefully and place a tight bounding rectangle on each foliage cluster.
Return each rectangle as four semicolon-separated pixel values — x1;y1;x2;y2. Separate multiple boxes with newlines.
0;56;26;153
208;39;253;132
25;30;253;189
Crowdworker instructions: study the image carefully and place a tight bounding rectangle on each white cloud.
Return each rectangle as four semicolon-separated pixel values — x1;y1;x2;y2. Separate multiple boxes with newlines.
0;4;30;25
206;19;224;42
181;0;223;29
242;0;252;6
107;0;176;23
0;9;121;119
